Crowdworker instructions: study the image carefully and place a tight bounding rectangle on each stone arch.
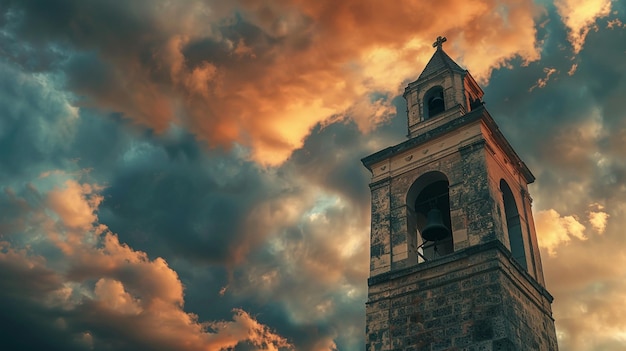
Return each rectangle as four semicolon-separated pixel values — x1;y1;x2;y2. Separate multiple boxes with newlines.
406;171;453;262
423;85;445;119
500;179;527;269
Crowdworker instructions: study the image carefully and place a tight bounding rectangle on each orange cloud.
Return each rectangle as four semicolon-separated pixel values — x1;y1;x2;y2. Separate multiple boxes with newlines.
589;210;609;234
8;0;546;166
94;278;143;315
529;67;558;91
47;180;103;230
535;208;586;256
555;0;612;53
206;309;293;351
541;225;626;351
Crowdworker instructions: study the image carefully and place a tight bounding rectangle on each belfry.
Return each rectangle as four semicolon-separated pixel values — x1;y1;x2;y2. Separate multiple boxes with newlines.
362;37;558;350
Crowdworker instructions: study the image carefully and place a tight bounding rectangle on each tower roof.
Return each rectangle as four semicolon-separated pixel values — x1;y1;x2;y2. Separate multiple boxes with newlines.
417;45;466;80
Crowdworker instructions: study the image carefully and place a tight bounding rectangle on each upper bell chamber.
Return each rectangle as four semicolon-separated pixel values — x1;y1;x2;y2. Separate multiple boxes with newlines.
403;36;485;138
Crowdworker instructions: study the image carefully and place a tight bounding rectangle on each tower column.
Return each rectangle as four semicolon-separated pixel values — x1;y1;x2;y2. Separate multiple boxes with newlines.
362;37;558;351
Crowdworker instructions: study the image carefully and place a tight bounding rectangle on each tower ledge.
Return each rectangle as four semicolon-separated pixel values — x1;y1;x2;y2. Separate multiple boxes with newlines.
361;106;535;185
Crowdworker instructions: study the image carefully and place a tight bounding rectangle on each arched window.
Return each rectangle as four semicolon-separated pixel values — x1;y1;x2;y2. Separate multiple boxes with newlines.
424;86;445;119
407;172;453;262
501;179;527;269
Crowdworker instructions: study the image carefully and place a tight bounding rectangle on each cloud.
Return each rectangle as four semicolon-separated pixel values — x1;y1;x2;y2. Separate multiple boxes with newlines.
0;171;292;350
48;180;103;230
555;0;612;53
206;309;293;351
541;213;626;351
535;209;586;256
0;54;378;349
0;0;545;165
607;18;626;29
588;210;609;234
0;50;398;349
529;67;558;91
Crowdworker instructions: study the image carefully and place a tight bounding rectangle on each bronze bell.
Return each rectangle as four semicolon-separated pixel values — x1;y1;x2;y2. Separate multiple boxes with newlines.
430;96;444;105
421;208;450;242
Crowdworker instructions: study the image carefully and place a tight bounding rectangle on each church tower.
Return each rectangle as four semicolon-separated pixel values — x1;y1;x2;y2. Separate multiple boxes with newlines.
362;37;558;350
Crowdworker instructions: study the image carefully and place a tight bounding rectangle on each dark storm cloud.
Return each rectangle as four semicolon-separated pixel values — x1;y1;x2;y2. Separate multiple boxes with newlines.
288;123;378;205
486;7;626;210
2;0;164;51
0;63;75;183
99;140;283;265
0;249;85;351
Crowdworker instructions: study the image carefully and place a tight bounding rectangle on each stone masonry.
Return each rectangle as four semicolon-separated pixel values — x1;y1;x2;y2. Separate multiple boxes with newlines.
365;241;557;350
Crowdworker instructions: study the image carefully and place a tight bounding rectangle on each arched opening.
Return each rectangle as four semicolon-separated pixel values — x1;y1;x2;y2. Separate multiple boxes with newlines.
424;86;445;119
501;179;527;269
407;172;453;262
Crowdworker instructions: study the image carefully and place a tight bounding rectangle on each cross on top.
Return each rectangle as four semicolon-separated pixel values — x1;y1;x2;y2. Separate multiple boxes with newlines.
432;36;447;49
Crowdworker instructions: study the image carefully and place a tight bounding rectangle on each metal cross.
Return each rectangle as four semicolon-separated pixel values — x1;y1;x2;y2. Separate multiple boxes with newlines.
432;36;447;49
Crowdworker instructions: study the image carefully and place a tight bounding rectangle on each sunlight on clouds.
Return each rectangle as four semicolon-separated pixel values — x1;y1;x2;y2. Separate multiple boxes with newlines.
529;67;557;91
541;221;626;351
229;185;368;336
552;270;626;351
245;96;350;166
0;175;293;350
589;210;609;234
568;63;578;75
0;0;547;166
47;180;103;230
607;18;626;29
345;93;397;134
237;192;307;264
206;309;293;351
535;208;586;256
538;106;605;177
555;0;612;53
94;278;143;315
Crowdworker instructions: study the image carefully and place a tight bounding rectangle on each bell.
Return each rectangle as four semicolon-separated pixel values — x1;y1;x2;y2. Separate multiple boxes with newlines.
430;96;444;105
428;97;445;117
421;208;450;242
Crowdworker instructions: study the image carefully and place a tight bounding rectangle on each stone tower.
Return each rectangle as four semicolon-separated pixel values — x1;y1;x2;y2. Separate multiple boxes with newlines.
361;37;558;350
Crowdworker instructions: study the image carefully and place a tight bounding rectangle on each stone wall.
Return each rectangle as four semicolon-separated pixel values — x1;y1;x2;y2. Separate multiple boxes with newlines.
365;242;557;351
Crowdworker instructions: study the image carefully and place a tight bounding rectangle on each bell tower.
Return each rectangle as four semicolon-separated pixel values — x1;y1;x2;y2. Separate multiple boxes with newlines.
362;37;558;350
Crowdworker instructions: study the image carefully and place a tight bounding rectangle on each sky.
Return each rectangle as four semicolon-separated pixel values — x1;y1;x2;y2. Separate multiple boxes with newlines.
0;0;625;350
